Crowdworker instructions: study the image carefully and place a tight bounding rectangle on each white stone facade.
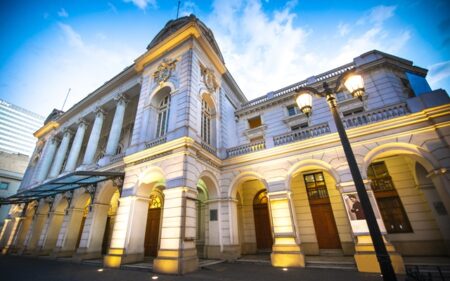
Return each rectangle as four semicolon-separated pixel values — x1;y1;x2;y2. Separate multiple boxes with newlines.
1;15;449;275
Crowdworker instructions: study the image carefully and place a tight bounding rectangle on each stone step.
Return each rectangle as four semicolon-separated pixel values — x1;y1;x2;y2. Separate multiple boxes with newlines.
306;258;357;271
306;263;358;270
120;262;153;272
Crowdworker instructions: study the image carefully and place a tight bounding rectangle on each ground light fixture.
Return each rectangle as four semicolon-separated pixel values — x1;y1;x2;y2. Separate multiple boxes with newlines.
295;71;397;281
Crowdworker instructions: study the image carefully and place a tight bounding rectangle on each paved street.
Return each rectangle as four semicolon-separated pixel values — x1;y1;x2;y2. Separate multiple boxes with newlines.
0;255;397;281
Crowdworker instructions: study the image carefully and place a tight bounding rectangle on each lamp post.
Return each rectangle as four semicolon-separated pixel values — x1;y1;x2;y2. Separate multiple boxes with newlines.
295;72;397;281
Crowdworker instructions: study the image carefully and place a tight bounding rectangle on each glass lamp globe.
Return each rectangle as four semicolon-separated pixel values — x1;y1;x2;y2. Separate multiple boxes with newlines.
344;74;365;101
295;92;313;117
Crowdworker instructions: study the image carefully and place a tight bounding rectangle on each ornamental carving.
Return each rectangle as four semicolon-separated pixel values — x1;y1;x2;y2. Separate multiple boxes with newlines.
153;58;178;85
200;64;218;93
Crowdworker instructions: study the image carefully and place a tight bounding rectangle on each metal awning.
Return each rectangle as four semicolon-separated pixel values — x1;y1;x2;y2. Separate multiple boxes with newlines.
0;171;124;205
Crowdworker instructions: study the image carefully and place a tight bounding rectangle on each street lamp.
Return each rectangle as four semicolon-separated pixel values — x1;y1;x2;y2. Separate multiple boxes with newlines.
295;72;397;281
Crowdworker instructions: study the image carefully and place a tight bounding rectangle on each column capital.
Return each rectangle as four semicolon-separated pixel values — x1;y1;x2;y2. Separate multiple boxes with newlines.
77;118;89;128
62;127;74;136
50;136;61;145
94;107;107;117
114;94;129;105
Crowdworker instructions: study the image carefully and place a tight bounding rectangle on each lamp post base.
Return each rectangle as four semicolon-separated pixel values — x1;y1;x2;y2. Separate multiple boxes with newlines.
354;235;405;274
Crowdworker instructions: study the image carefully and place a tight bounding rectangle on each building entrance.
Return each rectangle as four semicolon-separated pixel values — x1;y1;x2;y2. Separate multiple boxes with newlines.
253;190;273;251
304;172;341;249
144;194;162;257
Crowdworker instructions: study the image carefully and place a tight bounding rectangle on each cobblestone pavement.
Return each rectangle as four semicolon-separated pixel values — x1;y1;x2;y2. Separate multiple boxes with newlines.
0;255;401;281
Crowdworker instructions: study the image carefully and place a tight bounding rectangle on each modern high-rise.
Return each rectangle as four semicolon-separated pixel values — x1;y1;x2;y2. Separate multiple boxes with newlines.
0;99;44;227
0;15;449;275
0;99;45;156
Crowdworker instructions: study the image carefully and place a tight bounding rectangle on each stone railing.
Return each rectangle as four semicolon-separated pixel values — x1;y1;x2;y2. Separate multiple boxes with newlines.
241;63;354;108
201;141;217;155
226;140;266;157
145;136;167;149
273;122;331;146
343;103;409;129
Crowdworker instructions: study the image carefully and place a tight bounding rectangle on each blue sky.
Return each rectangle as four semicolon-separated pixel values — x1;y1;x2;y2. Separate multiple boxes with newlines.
0;0;449;116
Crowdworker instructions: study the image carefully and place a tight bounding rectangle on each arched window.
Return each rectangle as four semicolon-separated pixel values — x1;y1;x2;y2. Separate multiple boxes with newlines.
368;161;412;233
201;99;212;144
156;95;170;138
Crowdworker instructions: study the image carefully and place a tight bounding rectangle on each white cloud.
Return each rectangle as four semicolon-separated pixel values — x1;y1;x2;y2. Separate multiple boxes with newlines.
333;5;409;67
123;0;156;10
207;1;410;100
58;23;84;48
427;60;450;86
357;5;396;26
26;23;140;113
208;0;310;98
57;8;69;18
337;22;350;37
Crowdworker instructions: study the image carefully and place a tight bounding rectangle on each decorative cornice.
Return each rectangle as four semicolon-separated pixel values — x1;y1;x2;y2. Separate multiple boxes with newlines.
134;23;226;74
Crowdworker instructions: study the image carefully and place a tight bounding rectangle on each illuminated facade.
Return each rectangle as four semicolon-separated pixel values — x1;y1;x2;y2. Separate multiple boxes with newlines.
1;15;449;275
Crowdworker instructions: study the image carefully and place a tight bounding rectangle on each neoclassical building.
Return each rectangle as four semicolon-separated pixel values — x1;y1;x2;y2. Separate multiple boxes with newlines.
1;15;449;275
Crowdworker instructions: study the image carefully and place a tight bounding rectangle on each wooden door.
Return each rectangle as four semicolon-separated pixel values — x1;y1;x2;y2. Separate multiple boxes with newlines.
304;172;341;249
144;208;161;257
101;216;111;255
310;203;341;249
253;203;273;250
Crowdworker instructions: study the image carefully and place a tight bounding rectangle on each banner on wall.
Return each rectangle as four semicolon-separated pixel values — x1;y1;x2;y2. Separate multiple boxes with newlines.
342;191;387;235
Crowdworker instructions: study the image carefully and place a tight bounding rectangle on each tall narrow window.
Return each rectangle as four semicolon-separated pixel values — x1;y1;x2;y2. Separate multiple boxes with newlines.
201;99;212;144
156;95;170;138
368;161;413;233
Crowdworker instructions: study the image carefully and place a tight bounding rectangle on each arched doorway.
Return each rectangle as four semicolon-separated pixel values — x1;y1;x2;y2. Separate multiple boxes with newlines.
253;190;273;251
366;154;449;255
290;163;350;256
75;198;91;249
232;177;273;255
196;182;208;258
144;192;162;257
101;189;120;255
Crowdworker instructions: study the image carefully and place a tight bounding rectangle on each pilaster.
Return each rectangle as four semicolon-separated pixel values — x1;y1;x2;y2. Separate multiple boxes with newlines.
153;187;199;274
268;190;305;268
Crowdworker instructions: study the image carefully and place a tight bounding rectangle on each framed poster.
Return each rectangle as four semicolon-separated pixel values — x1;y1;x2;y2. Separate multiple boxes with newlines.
342;191;386;235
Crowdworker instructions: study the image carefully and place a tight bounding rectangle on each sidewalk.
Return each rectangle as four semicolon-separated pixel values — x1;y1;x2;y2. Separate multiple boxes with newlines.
1;255;390;281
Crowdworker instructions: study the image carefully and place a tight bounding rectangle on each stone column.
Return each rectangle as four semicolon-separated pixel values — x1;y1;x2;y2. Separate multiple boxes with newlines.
52;207;85;257
49;129;73;178
64;119;88;172
75;203;110;260
21;202;51;255
36;137;59;182
82;108;106;165
215;197;240;260
37;210;66;255
105;95;128;156
0;218;12;250
11;211;34;254
104;195;150;266
153;187;199;275
268;190;305;267
1;217;24;254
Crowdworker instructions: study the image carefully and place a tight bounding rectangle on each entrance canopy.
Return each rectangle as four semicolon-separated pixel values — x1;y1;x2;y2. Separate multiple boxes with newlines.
0;171;124;205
